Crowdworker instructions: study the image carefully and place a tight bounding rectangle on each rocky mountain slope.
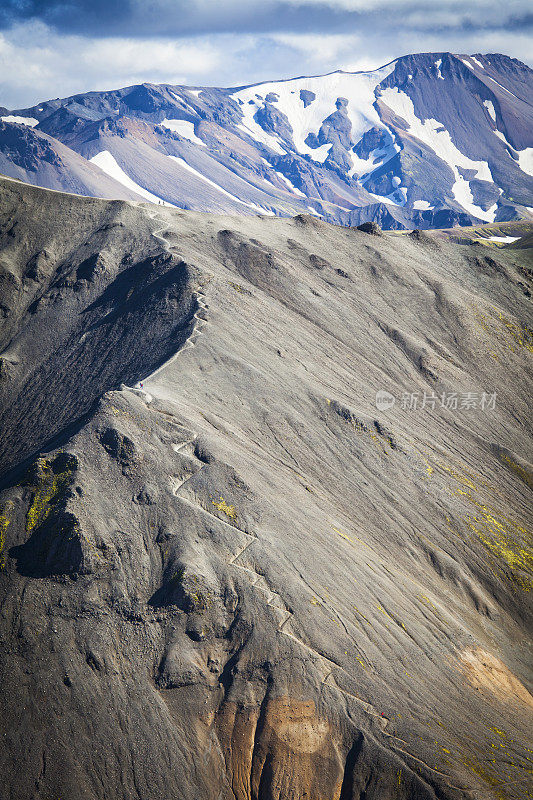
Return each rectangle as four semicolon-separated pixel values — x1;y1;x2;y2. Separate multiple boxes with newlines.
0;121;146;201
0;176;532;800
2;51;533;229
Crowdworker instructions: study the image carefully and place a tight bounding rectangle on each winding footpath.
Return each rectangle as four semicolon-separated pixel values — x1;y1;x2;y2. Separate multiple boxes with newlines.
125;207;471;798
124;206;209;401
168;446;468;795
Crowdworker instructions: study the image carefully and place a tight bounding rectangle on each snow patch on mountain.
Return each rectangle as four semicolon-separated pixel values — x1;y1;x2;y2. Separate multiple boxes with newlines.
494;130;516;150
517;148;533;177
231;63;396;165
1;115;39;127
381;87;497;221
453;178;497;222
461;57;485;72
413;200;434;210
435;59;444;80
274;170;306;197
486;235;520;243
169;91;199;117
234;102;286;155
169;155;274;214
493;130;533;176
369;186;407;207
89;151;175;205
484;75;520;101
350;134;400;179
160;119;205;146
236;118;286;155
483;100;496;122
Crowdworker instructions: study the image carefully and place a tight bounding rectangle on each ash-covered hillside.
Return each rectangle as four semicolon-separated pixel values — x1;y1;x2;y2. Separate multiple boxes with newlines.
1;51;533;229
0;176;532;800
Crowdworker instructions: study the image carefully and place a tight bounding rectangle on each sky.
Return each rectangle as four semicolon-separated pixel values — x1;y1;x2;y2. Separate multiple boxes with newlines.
0;0;532;109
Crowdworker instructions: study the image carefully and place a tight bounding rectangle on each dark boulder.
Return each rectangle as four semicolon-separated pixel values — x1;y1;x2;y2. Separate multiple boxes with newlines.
356;221;383;235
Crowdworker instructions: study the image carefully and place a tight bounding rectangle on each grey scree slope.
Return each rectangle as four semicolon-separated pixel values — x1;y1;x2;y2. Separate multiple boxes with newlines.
0;176;532;800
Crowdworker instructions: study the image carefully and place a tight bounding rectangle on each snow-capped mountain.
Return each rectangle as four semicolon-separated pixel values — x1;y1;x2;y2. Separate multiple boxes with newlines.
1;52;532;229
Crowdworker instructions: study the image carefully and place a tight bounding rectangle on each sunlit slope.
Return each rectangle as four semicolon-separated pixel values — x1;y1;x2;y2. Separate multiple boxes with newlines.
0;180;531;799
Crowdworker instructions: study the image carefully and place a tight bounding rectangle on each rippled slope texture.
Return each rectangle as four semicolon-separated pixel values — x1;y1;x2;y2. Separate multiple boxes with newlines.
0;178;532;800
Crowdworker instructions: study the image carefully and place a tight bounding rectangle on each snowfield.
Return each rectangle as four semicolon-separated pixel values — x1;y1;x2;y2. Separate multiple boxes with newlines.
160;119;206;146
231;63;397;168
485;235;521;243
380;88;497;222
90;151;175;205
483;100;496;122
1;115;39;127
273;170;306;197
517;148;533;177
493;130;533;176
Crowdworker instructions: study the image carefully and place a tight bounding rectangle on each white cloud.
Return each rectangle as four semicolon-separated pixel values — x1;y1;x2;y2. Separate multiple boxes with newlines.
0;8;531;110
271;33;362;66
282;0;524;13
0;22;223;107
83;38;220;80
270;33;386;76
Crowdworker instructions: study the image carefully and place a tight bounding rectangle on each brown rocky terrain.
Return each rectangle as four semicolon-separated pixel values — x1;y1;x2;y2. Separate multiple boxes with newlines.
0;175;532;799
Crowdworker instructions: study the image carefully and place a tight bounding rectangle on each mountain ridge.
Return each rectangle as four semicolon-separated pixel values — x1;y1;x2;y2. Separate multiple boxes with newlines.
0;175;532;799
1;51;532;229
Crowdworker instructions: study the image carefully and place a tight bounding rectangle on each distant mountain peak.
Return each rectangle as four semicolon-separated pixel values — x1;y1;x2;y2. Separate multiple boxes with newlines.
1;51;532;229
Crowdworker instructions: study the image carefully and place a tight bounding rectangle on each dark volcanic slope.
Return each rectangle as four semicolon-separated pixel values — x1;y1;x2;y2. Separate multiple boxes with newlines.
0;178;532;800
0;176;200;475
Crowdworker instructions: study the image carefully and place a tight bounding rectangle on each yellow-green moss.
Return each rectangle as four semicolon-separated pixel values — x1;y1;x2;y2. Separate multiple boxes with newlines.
499;453;533;490
444;462;532;590
464;509;533;590
496;310;533;353
211;495;237;520
440;463;475;489
25;456;76;533
229;281;246;294
0;513;9;570
472;305;533;355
